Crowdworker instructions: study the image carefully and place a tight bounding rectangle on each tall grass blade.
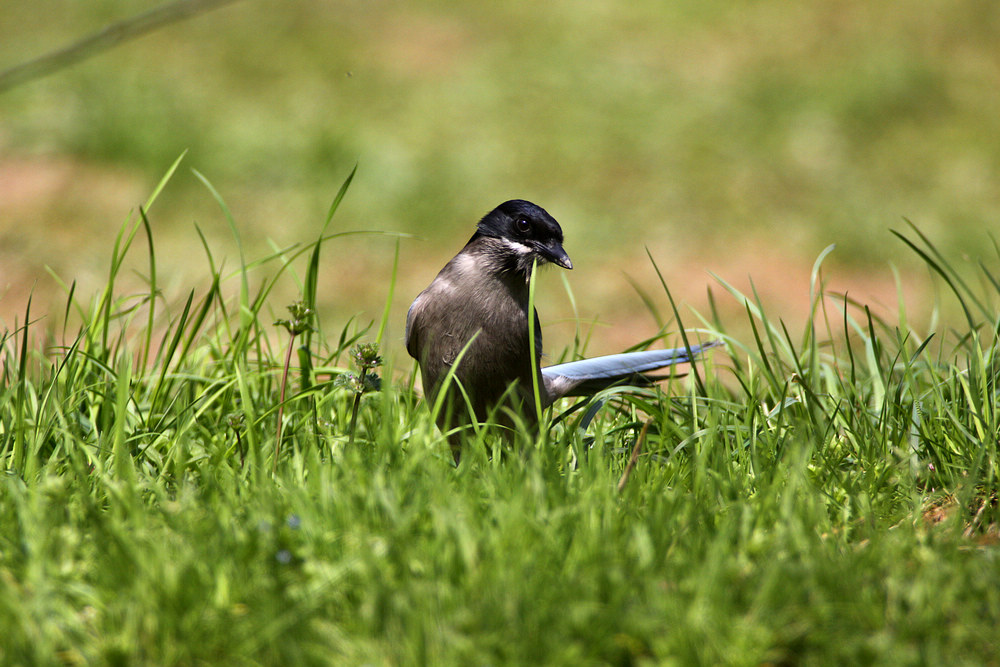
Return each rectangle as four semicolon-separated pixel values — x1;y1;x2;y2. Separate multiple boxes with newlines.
139;207;157;371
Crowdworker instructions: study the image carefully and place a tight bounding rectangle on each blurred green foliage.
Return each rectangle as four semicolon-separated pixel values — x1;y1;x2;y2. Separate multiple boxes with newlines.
2;0;999;341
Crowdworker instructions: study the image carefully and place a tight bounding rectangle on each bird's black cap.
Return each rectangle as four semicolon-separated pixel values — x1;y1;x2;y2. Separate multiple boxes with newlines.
475;199;573;270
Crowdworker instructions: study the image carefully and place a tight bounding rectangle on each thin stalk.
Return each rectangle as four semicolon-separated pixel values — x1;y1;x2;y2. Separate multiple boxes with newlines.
273;329;298;474
347;367;367;449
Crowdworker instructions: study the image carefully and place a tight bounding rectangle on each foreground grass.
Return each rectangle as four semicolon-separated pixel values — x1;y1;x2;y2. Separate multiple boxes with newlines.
1;177;999;665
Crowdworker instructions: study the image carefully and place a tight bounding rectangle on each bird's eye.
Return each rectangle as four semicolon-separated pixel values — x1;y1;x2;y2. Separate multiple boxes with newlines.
514;217;531;235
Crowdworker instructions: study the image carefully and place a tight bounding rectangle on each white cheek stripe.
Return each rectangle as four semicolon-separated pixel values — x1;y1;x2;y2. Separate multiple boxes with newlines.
501;238;533;255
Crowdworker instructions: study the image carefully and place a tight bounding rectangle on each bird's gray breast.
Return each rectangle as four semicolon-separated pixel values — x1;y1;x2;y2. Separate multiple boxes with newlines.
408;254;535;399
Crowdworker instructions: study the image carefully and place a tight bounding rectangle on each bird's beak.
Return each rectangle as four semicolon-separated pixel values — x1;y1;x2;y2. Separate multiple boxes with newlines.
542;242;573;270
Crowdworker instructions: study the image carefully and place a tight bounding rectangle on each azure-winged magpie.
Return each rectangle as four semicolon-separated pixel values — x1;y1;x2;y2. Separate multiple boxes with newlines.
406;199;717;459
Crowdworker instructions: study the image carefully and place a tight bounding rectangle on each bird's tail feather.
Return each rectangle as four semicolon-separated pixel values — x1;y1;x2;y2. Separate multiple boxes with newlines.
541;340;721;400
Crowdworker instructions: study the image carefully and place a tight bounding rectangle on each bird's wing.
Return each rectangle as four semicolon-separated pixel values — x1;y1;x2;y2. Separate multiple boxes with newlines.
541;341;721;402
404;293;424;358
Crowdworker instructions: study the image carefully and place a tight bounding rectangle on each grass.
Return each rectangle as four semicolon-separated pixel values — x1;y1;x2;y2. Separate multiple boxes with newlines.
1;166;999;666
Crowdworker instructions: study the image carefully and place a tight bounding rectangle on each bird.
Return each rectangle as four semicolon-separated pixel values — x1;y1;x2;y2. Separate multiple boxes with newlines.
405;199;718;460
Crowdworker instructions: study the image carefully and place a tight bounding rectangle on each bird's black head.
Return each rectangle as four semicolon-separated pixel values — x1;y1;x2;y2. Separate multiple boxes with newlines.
473;199;573;274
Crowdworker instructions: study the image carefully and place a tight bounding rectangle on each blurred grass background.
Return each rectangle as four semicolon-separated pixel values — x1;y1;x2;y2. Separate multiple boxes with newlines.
2;0;999;357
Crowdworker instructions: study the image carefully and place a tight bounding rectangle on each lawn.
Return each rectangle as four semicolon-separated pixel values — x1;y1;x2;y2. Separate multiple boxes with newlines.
2;2;1000;664
1;164;998;665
